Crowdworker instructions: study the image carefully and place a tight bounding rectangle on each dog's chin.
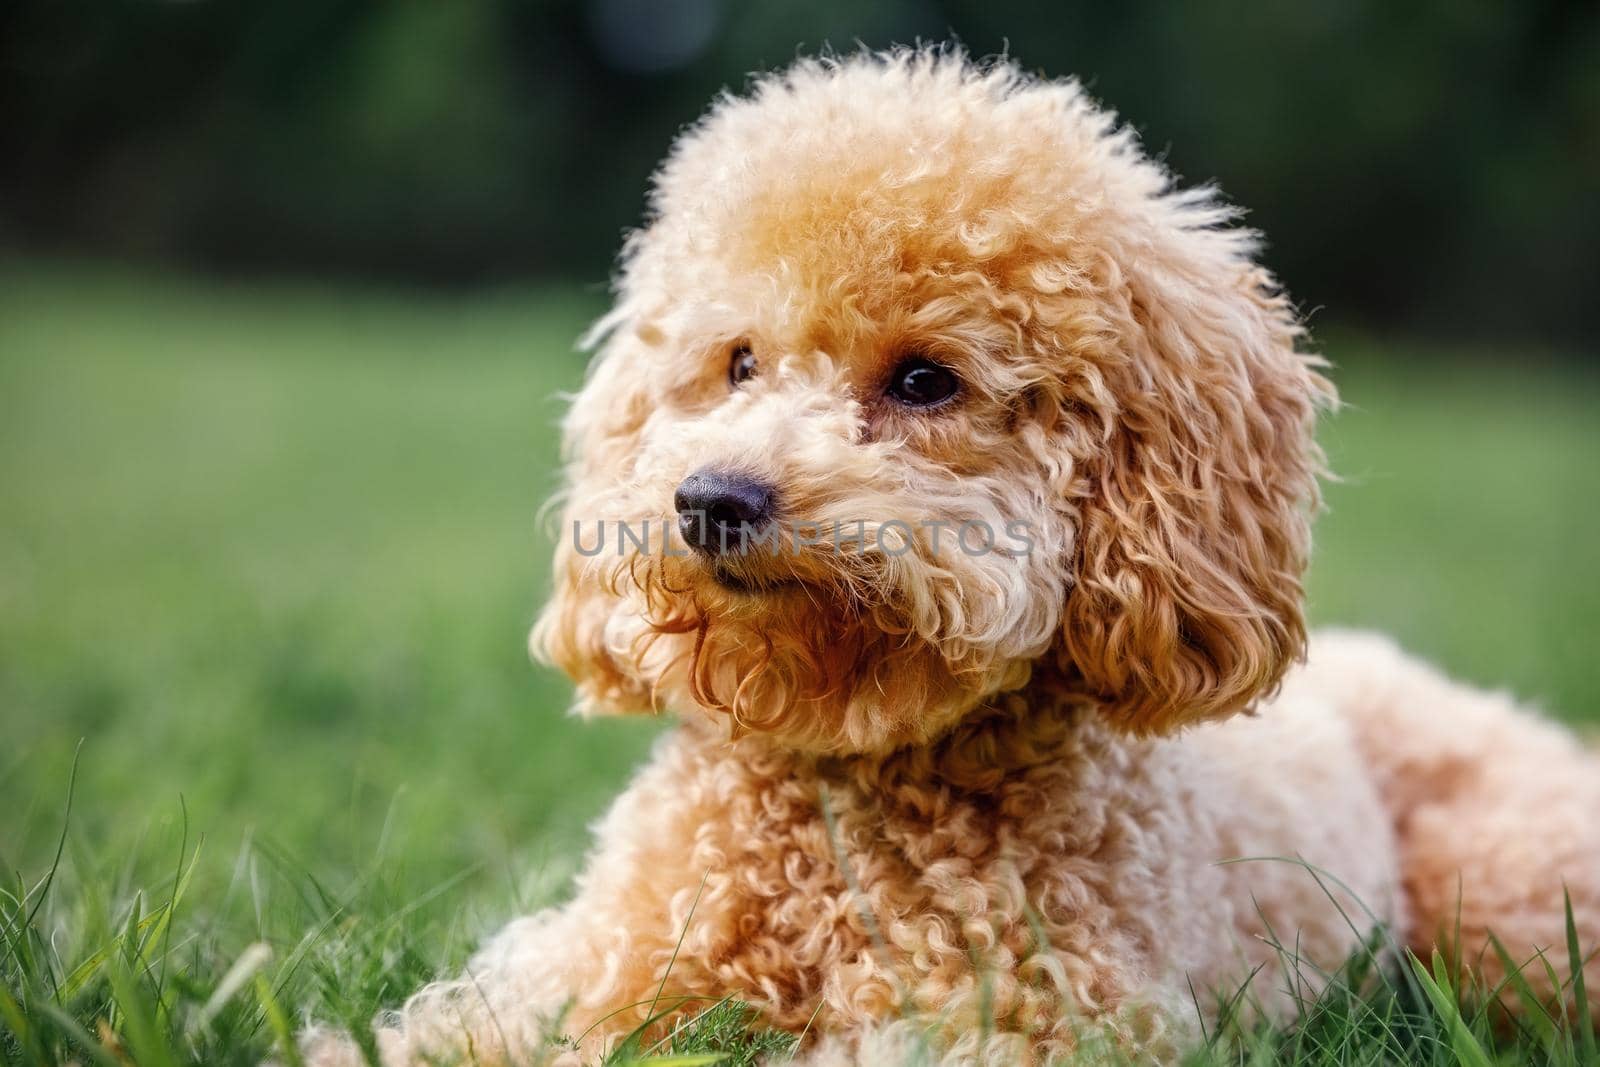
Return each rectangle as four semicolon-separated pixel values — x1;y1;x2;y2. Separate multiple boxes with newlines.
673;542;832;606
592;539;1038;752
707;560;798;597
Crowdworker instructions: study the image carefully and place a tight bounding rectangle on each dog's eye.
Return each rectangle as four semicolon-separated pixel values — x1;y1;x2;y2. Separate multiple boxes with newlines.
728;342;757;387
886;357;959;407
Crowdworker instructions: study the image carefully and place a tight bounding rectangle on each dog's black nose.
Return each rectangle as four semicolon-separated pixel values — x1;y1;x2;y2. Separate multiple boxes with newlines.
674;468;776;555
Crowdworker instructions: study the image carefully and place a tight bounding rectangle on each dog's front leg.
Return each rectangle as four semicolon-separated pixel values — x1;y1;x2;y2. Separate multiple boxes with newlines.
299;728;734;1066
301;906;638;1066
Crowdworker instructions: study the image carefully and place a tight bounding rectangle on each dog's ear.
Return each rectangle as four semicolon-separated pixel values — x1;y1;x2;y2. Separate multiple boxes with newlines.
1053;247;1334;735
529;313;658;717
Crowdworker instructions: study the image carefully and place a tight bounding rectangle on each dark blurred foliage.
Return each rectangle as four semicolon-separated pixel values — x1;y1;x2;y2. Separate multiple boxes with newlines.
3;0;1597;343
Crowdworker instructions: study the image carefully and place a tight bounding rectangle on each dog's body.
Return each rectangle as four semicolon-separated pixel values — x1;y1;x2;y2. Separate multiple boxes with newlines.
309;634;1600;1064
304;51;1599;1065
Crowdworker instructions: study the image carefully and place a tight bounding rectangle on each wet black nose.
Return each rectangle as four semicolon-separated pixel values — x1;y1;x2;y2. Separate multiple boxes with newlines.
674;468;776;555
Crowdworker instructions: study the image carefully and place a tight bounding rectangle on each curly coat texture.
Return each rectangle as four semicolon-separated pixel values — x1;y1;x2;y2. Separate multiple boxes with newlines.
301;50;1600;1065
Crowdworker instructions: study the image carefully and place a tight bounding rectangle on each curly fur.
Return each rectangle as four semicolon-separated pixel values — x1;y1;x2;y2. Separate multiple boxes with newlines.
301;48;1600;1065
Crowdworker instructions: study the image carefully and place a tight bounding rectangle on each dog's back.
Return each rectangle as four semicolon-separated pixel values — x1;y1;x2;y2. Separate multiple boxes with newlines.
1291;630;1600;1013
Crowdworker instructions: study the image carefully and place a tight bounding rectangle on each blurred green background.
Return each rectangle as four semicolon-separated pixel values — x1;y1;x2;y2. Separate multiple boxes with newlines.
1;0;1598;942
6;0;1598;342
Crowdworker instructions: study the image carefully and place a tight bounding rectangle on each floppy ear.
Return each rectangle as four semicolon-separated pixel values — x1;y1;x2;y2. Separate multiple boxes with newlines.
532;536;654;718
1056;252;1334;735
529;311;659;717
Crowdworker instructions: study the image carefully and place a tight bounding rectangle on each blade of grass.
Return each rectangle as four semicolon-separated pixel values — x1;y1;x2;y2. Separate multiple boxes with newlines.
255;972;306;1067
30;1002;124;1067
1489;934;1564;1061
1565;887;1596;1065
23;742;81;930
1410;949;1494;1067
104;951;179;1067
0;981;43;1065
151;799;191;1004
196;941;273;1031
58;904;178;1002
648;869;710;1024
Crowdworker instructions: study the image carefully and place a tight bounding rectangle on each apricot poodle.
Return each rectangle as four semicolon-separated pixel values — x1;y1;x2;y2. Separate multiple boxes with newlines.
303;49;1600;1065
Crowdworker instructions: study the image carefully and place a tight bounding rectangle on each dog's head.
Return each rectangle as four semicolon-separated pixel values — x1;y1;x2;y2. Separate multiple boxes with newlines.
533;50;1333;755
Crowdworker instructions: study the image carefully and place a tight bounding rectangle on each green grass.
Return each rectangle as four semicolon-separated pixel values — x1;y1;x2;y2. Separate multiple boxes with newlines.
2;262;1598;1064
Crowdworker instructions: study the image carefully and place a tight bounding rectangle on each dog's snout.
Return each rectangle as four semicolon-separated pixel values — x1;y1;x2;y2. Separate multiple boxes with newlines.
674;468;776;555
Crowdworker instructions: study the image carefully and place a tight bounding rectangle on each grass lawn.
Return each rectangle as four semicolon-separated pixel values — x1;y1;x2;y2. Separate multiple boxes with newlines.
2;262;1598;1064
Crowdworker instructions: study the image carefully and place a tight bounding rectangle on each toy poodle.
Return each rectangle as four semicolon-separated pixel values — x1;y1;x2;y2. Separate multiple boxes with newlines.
304;49;1600;1065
